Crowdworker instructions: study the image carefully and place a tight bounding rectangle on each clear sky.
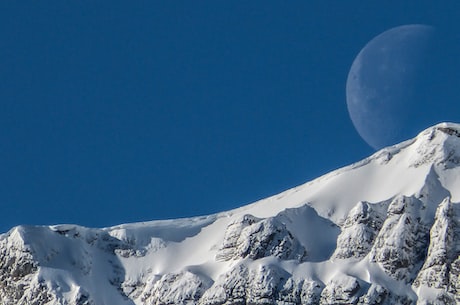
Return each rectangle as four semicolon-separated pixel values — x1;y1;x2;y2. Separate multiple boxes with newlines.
1;2;459;233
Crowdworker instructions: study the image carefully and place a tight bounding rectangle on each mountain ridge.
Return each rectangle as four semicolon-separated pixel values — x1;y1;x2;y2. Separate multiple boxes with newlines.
1;122;460;305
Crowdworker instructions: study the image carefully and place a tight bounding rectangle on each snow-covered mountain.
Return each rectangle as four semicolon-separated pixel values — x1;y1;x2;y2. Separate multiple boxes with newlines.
1;122;460;305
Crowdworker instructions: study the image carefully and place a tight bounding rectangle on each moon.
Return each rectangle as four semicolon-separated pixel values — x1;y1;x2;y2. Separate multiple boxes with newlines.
346;24;435;150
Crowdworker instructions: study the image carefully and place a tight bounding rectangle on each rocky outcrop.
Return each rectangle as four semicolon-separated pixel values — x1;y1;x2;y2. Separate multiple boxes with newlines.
357;284;389;305
0;228;53;305
414;198;455;288
448;256;460;304
199;263;249;305
333;201;385;260
301;280;324;305
139;271;211;305
410;125;460;169
216;214;307;262
319;276;361;305
200;263;326;305
369;196;430;282
246;264;295;305
413;197;459;302
357;284;415;305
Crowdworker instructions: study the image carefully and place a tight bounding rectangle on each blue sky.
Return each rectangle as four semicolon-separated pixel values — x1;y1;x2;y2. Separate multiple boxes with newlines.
1;2;459;233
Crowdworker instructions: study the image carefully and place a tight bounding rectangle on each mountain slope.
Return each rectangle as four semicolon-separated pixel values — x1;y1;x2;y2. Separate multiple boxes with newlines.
1;122;460;305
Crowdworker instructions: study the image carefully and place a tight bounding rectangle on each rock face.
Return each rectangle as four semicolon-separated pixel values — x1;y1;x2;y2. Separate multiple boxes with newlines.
200;263;324;305
413;197;460;304
216;214;307;262
332;201;385;260
0;228;50;305
319;276;362;305
369;195;430;283
2;123;460;305
139;271;211;305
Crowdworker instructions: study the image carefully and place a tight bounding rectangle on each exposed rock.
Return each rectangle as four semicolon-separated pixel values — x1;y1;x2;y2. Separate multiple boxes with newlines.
414;198;458;290
246;264;293;305
215;214;260;261
357;284;416;305
357;284;389;305
140;271;211;305
420;292;457;305
411;197;460;305
319;275;361;305
199;263;249;305
369;196;430;282
200;263;322;305
276;276;304;305
448;255;460;302
410;125;460;168
0;227;53;305
301;280;324;305
333;201;385;260
216;214;307;262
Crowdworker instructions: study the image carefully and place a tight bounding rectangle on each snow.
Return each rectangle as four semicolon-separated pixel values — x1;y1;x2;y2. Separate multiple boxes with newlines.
2;122;460;304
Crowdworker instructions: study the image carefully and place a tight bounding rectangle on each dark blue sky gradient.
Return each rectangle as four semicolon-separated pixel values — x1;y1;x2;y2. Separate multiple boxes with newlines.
1;2;459;232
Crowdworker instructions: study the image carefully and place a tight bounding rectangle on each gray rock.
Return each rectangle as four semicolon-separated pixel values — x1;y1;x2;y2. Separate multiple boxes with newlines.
199;263;249;305
140;271;211;305
333;201;385;260
369;196;429;282
414;198;457;290
358;284;415;305
0;227;53;305
319;275;361;305
216;214;307;262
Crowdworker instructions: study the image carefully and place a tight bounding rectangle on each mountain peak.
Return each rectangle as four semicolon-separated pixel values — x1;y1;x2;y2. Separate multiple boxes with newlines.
355;122;460;172
408;122;460;167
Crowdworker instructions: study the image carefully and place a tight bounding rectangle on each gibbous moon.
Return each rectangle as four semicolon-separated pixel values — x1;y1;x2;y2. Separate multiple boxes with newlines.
346;24;435;150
